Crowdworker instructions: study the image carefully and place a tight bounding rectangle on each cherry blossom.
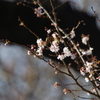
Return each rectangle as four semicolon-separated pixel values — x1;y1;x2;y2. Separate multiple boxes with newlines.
34;7;44;17
37;38;45;48
81;34;89;45
80;47;93;56
54;82;60;89
96;76;100;81
63;47;72;57
91;88;96;94
57;54;65;60
49;45;59;53
63;88;71;94
89;74;94;81
80;67;86;76
18;1;100;99
52;40;59;47
52;32;58;39
36;47;43;56
47;29;51;34
86;61;93;73
27;50;33;55
87;92;90;96
85;77;89;82
80;70;86;76
70;30;75;38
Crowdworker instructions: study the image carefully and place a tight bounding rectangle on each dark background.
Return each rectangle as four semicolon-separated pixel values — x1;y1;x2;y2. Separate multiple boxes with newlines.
0;0;100;58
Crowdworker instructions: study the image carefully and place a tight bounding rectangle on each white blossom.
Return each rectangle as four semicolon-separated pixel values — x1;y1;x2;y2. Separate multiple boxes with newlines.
82;36;89;45
80;70;85;76
85;77;89;82
80;47;93;56
86;47;93;55
80;67;86;76
70;30;75;38
37;38;45;48
87;92;90;96
63;47;72;57
63;47;69;53
81;50;87;55
86;61;93;67
70;54;76;59
47;29;51;34
36;47;43;56
57;54;65;60
60;39;64;43
52;32;58;39
86;61;93;73
52;41;58;47
91;88;96;94
27;50;32;55
50;45;59;53
89;74;93;81
96;76;100;81
34;7;42;13
86;66;92;73
34;7;44;17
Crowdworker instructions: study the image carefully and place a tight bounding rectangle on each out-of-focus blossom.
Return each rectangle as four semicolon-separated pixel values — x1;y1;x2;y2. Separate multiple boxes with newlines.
57;54;65;60
87;92;90;96
63;88;71;94
52;41;59;47
34;7;44;17
70;54;76;59
85;77;89;82
37;38;46;48
63;47;72;57
70;30;75;38
80;67;86;76
27;50;33;55
96;76;100;81
86;61;93;73
89;74;94;81
31;45;36;50
91;88;96;94
80;47;93;56
54;82;60;89
47;29;51;34
50;45;59;53
36;47;43;56
52;32;58;39
81;34;89;45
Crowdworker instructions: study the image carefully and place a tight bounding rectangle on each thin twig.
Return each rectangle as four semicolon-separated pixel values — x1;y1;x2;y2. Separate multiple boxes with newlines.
78;95;97;99
91;6;100;22
18;17;39;39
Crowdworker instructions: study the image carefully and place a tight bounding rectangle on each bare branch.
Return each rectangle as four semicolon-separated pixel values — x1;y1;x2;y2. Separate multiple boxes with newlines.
91;6;100;22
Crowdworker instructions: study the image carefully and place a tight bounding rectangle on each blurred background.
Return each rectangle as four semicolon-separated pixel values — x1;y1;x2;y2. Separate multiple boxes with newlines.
0;0;100;100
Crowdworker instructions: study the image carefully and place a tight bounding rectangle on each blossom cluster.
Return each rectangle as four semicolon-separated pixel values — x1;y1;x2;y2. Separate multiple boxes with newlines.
17;0;100;99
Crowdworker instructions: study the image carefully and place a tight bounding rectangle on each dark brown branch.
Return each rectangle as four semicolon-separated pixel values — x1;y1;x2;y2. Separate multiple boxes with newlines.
91;6;100;22
78;95;97;100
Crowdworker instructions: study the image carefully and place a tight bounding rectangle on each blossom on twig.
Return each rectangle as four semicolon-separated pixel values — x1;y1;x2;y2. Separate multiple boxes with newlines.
57;54;65;60
34;7;45;17
37;38;46;48
54;82;60;89
63;88;71;94
81;34;89;45
70;30;75;39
